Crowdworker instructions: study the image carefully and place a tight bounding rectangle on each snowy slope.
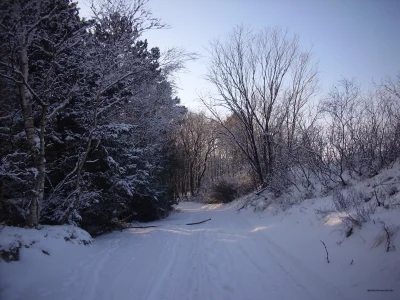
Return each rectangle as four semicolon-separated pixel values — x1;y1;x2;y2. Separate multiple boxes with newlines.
236;198;400;300
1;202;399;300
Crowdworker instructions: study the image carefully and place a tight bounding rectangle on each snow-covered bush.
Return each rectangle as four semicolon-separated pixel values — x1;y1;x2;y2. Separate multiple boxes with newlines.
204;173;254;204
332;188;376;226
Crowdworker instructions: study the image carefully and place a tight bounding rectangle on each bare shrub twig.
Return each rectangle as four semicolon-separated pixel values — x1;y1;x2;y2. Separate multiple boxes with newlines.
320;240;330;263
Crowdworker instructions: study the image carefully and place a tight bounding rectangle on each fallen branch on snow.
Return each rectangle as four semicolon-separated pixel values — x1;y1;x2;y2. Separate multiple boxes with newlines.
129;225;159;229
112;218;212;231
111;219;159;231
186;218;211;225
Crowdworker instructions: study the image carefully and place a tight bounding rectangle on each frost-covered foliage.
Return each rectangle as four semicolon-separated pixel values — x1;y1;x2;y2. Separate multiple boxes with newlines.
0;0;90;226
0;0;187;232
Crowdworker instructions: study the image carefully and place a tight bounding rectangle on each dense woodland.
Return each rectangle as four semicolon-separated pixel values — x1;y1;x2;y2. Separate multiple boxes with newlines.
1;0;399;234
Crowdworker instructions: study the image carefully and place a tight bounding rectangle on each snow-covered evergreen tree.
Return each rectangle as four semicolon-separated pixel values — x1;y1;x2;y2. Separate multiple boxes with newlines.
1;0;189;232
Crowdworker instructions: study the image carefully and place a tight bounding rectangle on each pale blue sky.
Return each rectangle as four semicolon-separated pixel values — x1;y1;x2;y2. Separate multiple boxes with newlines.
81;0;400;110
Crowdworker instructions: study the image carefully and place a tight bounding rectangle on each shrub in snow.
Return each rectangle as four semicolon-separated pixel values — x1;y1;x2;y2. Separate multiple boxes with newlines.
332;190;350;212
210;180;238;204
332;188;377;227
202;173;254;204
372;222;399;252
0;240;21;262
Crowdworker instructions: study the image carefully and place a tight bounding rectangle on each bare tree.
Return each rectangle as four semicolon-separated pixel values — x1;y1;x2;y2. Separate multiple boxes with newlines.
202;26;318;187
376;74;400;165
320;78;363;185
316;75;400;189
175;112;217;197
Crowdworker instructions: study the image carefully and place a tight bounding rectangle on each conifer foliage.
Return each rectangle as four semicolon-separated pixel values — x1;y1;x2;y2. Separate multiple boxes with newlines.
0;0;187;233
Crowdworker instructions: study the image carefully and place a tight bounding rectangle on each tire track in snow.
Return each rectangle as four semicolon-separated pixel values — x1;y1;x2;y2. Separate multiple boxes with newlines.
79;236;122;300
162;231;182;300
106;231;150;300
144;221;193;299
51;203;352;300
62;237;117;294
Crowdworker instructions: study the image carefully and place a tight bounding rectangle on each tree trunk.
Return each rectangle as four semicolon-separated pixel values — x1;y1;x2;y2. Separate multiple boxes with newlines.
19;41;45;227
189;162;195;196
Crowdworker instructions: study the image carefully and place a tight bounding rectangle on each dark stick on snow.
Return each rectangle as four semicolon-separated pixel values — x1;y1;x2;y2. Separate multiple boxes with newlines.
381;222;396;252
129;225;159;228
186;218;211;225
320;240;330;263
113;221;159;230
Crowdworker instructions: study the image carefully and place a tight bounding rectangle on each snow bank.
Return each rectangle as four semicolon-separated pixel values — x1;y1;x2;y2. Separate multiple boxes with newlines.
235;194;400;299
0;225;92;261
0;225;93;300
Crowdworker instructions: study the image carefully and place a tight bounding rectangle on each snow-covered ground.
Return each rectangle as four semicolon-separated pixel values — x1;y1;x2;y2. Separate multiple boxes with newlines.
1;201;399;300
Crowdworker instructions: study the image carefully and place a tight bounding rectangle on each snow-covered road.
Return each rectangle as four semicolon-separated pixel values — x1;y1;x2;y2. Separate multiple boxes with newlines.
2;202;355;300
